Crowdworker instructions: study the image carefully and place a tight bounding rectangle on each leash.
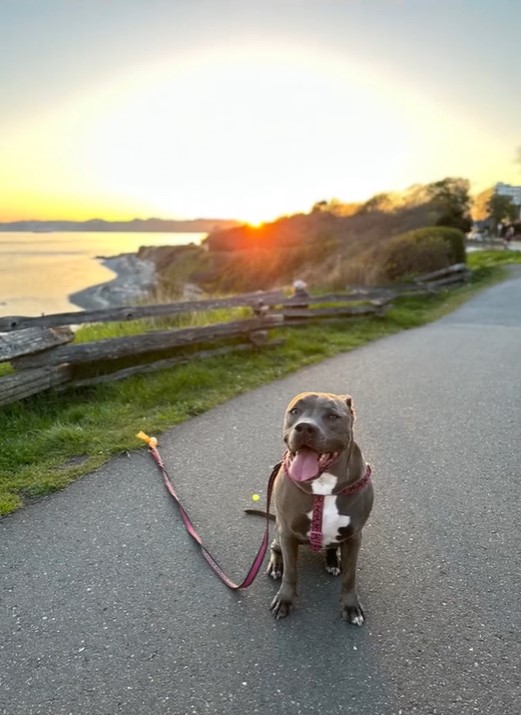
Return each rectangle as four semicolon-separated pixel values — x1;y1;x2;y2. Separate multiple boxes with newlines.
137;431;281;590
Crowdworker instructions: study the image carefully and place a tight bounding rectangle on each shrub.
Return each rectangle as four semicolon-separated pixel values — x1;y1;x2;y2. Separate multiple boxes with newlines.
375;227;466;283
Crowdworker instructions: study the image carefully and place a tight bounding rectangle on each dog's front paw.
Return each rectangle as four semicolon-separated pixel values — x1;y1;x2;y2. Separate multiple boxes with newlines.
266;550;283;580
341;594;365;626
341;605;365;626
270;587;296;619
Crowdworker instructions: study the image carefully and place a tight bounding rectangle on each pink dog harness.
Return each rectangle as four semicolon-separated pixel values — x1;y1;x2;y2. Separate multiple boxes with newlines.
283;452;372;552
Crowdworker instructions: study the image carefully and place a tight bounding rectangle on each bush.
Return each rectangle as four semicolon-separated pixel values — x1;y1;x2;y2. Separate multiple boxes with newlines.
376;227;466;283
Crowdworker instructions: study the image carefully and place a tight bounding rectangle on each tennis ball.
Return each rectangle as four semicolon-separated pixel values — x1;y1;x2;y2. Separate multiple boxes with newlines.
252;493;260;502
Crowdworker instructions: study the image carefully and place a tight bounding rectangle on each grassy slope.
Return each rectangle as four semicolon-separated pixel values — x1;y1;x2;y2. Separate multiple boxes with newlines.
1;251;519;516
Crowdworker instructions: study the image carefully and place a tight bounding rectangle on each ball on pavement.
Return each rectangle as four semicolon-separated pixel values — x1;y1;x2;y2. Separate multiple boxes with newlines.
252;493;260;502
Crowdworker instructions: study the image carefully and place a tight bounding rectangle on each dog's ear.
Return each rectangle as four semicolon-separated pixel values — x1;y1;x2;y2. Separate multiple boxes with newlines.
344;394;356;420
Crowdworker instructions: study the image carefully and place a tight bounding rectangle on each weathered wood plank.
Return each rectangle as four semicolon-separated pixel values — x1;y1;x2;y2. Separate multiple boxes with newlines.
322;290;396;302
0;327;74;364
282;304;384;320
64;341;283;389
415;263;468;283
282;293;397;310
0;365;72;406
424;273;470;289
0;290;286;332
13;315;283;369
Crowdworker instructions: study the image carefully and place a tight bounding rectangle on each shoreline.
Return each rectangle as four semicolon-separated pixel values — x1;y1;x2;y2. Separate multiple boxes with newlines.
69;253;156;311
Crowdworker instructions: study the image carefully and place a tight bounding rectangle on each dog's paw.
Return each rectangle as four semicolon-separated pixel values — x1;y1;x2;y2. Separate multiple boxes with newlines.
268;565;283;580
325;547;341;576
341;604;365;626
270;590;295;619
266;551;283;580
325;564;341;576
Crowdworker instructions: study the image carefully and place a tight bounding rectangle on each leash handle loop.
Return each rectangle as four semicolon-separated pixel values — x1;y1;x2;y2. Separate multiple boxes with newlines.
139;433;280;590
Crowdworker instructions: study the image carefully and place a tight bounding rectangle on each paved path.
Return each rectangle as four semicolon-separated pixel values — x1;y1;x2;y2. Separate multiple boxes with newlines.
2;270;520;715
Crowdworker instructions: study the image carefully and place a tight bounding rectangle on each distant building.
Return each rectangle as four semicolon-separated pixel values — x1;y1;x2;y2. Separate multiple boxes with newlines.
495;182;521;219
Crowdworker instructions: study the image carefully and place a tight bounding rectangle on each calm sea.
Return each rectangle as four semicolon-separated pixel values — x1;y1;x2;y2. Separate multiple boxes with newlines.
0;231;206;317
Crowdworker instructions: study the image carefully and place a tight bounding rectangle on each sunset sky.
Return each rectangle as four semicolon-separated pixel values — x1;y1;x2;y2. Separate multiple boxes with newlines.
1;0;520;224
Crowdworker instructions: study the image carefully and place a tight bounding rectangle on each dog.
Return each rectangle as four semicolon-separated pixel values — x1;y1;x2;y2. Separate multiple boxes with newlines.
267;391;373;624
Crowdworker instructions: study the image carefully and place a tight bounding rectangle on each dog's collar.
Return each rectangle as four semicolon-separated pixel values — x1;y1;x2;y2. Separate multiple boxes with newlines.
339;463;372;497
282;454;372;552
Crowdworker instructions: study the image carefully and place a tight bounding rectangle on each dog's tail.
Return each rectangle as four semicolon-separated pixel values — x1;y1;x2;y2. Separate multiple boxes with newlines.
244;508;276;520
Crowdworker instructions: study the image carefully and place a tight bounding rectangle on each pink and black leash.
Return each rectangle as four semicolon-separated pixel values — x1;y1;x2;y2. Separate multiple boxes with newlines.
137;431;281;590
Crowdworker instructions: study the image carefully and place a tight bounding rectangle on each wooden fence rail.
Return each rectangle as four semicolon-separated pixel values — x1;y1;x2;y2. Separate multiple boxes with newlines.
0;290;286;332
0;264;471;407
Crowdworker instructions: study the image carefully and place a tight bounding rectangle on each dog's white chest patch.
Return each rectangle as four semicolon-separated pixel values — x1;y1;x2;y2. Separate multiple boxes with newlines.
311;472;337;495
307;473;351;546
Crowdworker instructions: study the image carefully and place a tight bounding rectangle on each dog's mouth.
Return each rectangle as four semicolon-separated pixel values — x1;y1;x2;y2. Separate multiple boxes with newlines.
287;447;339;482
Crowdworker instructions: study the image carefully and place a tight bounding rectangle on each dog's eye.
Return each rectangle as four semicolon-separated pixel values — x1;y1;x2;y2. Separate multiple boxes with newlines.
289;407;299;415
328;413;341;420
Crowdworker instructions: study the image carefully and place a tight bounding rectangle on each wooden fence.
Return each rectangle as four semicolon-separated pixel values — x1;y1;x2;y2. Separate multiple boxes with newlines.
0;263;470;407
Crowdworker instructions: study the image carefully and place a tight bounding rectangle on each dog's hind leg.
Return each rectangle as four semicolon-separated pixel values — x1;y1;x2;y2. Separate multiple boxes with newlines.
266;538;283;580
325;545;341;576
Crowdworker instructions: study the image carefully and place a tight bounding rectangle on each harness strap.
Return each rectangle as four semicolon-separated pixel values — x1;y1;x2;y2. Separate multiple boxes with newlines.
283;456;372;552
340;464;372;496
138;432;280;590
308;464;372;552
309;495;325;552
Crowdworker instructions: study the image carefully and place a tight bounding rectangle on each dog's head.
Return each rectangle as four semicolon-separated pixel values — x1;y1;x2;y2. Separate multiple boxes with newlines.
283;392;355;481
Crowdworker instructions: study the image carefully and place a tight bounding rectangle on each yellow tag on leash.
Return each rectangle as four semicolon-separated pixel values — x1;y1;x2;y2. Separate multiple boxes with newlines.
136;431;158;448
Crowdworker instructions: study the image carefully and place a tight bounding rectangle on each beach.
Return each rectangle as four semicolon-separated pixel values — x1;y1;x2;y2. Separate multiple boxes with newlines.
0;231;206;316
69;253;156;310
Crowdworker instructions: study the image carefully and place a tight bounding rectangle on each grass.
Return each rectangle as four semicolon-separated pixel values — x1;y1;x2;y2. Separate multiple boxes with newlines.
1;250;519;516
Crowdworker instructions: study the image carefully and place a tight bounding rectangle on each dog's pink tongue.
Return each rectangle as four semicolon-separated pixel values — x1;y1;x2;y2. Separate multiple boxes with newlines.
289;448;320;482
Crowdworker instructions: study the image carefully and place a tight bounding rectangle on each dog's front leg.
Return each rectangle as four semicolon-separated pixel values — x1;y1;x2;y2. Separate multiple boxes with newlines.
339;533;365;625
270;531;299;619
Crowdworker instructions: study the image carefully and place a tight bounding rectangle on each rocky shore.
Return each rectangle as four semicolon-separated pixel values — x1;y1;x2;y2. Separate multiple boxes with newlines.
69;253;156;311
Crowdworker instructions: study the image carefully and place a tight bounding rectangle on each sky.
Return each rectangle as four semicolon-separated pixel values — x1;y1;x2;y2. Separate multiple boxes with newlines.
1;0;520;224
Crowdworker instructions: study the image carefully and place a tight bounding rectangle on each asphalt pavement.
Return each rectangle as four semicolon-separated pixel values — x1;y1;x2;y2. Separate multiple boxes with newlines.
1;268;520;715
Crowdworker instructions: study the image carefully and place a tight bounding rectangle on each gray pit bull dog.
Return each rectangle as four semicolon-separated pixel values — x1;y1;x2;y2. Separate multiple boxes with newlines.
267;391;373;624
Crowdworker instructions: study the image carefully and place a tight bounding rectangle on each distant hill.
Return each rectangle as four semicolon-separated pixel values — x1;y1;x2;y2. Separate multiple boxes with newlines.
205;185;437;255
142;184;454;295
0;217;240;233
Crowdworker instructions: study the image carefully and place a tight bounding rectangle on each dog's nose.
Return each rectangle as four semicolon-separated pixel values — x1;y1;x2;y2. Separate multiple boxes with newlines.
295;421;317;436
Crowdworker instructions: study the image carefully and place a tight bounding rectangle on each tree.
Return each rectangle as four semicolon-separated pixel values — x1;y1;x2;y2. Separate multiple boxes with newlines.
311;200;329;213
357;192;393;214
486;193;518;227
427;177;473;233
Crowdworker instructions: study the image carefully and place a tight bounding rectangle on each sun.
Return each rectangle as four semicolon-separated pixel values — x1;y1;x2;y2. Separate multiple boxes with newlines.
71;44;417;220
1;42;444;222
243;217;267;229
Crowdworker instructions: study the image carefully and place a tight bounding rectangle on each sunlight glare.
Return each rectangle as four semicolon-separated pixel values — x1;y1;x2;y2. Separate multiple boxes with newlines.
80;45;417;221
0;41;500;223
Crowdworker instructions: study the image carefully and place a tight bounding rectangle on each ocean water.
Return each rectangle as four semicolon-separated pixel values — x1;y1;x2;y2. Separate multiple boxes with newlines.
0;231;206;317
